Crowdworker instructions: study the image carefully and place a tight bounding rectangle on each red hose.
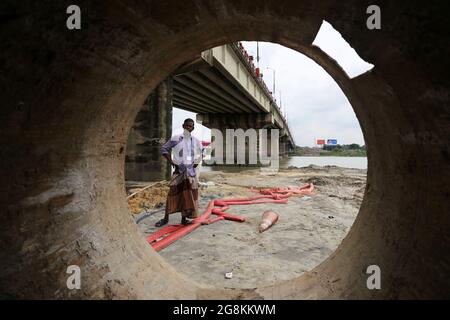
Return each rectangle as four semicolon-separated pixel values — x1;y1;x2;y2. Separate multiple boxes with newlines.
152;222;202;252
202;216;225;225
147;183;314;251
214;212;246;222
146;224;184;243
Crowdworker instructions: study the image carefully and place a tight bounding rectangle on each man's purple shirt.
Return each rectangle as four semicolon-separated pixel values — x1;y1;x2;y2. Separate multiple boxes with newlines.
161;135;202;177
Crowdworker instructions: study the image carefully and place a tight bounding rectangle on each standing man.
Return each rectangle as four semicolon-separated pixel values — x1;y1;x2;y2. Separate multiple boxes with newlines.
155;118;203;227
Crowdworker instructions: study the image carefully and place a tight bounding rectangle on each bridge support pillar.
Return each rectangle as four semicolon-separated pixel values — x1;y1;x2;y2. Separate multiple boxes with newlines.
125;77;173;182
198;113;285;166
279;136;289;158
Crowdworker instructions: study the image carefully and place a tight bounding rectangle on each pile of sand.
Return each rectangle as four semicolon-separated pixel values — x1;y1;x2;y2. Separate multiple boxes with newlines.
127;183;169;214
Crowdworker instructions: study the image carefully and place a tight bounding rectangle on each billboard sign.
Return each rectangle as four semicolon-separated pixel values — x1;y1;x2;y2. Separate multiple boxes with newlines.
327;139;338;145
317;139;325;145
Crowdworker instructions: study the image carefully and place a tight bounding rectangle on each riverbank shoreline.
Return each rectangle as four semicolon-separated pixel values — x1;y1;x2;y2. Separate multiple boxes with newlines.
291;146;367;157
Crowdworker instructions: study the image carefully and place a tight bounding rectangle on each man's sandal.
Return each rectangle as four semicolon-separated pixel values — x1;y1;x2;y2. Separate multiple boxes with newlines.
181;217;193;225
155;218;168;227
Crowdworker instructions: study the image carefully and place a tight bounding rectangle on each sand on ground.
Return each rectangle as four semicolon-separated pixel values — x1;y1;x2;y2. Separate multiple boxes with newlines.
127;165;366;290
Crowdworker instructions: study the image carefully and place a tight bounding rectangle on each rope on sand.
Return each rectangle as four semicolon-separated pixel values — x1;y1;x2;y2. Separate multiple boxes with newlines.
126;181;165;200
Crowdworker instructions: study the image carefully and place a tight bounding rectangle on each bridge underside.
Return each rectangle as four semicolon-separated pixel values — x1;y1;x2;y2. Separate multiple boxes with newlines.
1;1;449;299
173;67;262;114
125;85;292;182
126;53;295;180
172;52;295;148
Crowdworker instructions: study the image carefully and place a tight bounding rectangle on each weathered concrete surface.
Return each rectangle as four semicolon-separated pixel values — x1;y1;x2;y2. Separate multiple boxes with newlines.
0;0;449;299
125;78;173;182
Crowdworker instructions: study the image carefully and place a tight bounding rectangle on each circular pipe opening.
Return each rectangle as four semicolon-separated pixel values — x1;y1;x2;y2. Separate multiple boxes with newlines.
126;40;368;291
1;2;448;299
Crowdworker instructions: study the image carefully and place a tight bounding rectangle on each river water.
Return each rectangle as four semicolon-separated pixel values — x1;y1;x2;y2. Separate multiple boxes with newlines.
201;156;367;172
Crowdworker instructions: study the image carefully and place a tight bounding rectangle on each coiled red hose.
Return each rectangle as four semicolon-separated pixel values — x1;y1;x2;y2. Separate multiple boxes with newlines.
147;183;314;251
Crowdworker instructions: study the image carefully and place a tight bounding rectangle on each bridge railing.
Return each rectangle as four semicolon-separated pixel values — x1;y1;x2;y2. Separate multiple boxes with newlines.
231;42;292;139
230;42;277;107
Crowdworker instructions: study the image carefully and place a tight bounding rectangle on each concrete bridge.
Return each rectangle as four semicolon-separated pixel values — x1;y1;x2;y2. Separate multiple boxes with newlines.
3;1;448;300
126;43;295;181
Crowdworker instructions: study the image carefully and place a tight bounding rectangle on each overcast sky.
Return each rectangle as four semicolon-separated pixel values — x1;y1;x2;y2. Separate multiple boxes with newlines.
172;21;373;147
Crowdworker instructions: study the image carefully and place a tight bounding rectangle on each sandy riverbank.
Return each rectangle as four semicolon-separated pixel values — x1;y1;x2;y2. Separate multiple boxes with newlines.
127;165;366;290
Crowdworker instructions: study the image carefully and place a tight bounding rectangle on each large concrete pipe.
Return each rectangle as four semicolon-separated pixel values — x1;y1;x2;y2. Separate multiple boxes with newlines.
0;0;448;299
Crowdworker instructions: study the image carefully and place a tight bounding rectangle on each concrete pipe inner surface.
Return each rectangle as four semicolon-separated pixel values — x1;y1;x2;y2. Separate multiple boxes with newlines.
0;1;449;299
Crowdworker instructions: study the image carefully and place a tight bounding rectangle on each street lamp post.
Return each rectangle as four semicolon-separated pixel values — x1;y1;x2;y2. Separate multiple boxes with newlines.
279;90;282;113
266;67;276;100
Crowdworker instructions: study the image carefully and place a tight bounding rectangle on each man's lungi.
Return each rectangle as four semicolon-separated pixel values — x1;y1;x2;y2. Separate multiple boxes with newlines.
165;170;199;219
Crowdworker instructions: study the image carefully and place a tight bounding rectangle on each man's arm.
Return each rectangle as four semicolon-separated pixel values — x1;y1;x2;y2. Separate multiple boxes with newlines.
163;153;177;167
161;136;183;172
161;138;180;169
193;138;205;168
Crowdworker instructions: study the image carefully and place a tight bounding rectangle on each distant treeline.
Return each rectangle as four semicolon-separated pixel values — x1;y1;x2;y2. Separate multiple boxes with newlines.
291;144;367;157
